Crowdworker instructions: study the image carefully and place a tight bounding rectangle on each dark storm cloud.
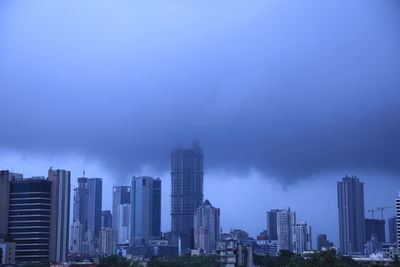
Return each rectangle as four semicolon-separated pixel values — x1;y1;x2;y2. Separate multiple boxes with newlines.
0;0;399;182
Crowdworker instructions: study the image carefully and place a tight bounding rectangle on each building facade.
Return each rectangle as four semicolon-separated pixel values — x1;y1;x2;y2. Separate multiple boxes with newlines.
112;186;131;244
194;200;220;254
337;176;365;255
276;207;296;251
388;216;397;243
131;176;161;246
365;219;385;243
99;227;117;256
266;209;281;241
0;169;71;263
48;168;71;263
316;234;334;250
170;144;203;250
396;191;400;253
292;222;312;254
101;210;113;228
71;177;102;255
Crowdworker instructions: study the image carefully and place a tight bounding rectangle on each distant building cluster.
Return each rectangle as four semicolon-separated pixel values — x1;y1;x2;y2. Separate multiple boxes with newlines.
0;146;399;266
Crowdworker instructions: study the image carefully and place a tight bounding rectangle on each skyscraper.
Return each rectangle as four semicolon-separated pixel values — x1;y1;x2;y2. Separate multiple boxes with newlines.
71;177;102;254
0;169;70;263
396;191;400;252
337;176;365;255
276;207;296;251
194;200;220;254
292;222;312;253
365;219;385;243
131;176;161;246
48;168;71;263
112;186;131;244
266;209;281;240
8;176;52;262
171;144;203;250
87;178;102;238
0;171;22;237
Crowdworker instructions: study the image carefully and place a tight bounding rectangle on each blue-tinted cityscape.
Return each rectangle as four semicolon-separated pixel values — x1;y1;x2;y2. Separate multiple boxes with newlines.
1;0;400;266
0;145;399;266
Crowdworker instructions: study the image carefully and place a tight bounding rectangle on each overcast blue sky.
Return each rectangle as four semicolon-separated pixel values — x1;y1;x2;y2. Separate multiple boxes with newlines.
1;0;400;247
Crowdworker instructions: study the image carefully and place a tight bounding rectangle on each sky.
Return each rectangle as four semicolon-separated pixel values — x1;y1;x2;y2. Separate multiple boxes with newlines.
1;0;400;248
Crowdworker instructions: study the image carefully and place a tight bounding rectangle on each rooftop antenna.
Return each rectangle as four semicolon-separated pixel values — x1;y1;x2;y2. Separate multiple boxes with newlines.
83;169;86;177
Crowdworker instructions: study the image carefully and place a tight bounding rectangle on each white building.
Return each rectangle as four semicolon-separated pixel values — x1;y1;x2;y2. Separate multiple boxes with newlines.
292;221;312;254
277;207;296;251
117;204;131;244
70;220;83;254
99;227;117;256
194;200;220;254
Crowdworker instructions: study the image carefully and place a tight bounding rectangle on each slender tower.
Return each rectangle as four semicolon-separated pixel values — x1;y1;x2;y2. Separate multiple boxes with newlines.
171;144;203;250
337;176;365;255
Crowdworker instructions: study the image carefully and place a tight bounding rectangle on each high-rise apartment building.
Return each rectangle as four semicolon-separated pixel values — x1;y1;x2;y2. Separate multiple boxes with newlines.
365;219;385;243
171;144;203;250
266;209;281;241
112;186;131;244
194;200;220;254
292;222;312;254
337;176;365;255
276;207;296;251
131;176;161;246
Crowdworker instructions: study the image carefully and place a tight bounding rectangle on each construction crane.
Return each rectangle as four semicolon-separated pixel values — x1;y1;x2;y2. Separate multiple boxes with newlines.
377;206;395;220
367;209;379;220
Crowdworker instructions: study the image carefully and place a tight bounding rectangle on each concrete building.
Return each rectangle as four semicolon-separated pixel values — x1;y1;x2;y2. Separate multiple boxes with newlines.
292;221;312;254
396;191;400;253
266;209;281;241
365;219;385;243
171;144;203;250
337;176;365;255
112;186;131;243
99;227;117;256
48;168;71;263
101;210;113;228
316;234;334;251
388;216;397;243
131;176;161;246
194;200;220;254
0;171;22;237
0;238;16;265
70;220;83;254
216;238;254;267
276;207;296;251
0;169;71;263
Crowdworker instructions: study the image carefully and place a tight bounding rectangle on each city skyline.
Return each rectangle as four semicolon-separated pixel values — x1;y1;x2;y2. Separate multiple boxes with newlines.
0;0;399;264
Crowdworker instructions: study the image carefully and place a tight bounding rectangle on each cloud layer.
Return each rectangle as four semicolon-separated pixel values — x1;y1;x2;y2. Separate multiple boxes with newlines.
1;0;399;182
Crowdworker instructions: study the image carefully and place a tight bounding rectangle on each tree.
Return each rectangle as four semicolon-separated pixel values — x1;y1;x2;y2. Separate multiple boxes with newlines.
98;255;140;267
